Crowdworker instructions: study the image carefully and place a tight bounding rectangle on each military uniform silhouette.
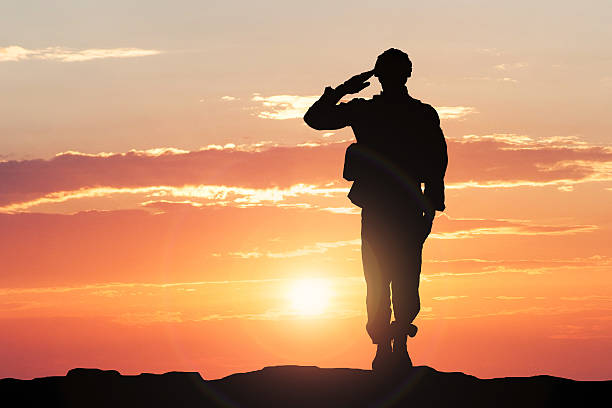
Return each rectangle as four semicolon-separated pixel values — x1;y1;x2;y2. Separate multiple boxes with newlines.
304;49;447;371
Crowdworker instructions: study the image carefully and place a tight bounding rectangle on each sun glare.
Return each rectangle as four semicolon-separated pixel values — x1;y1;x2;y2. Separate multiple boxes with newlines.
289;278;332;316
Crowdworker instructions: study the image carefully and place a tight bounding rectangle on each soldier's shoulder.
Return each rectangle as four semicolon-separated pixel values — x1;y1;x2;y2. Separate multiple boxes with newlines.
415;100;436;112
415;101;440;121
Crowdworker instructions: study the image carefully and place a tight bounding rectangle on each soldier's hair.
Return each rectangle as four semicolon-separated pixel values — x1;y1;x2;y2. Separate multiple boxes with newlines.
374;48;412;79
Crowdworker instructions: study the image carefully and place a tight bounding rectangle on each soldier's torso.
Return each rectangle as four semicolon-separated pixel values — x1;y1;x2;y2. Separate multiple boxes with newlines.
350;96;434;182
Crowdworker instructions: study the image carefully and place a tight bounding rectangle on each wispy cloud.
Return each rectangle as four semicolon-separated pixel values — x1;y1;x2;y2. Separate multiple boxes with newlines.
432;295;468;301
251;94;320;120
495;296;526;300
477;48;503;56
56;147;193;158
320;207;360;215
114;307;365;324
430;224;597;239
114;311;184;324
425;305;612;321
464;76;519;83
560;295;612;301
423;255;612;280
429;214;598;239
494;62;528;71
0;279;286;296
267;239;360;258
0;45;161;62
435;106;478;120
0;183;349;213
228;239;361;259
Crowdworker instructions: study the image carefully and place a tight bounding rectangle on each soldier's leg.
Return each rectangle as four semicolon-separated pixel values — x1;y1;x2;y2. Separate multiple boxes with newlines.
392;212;430;337
361;211;392;344
391;243;423;334
388;235;422;370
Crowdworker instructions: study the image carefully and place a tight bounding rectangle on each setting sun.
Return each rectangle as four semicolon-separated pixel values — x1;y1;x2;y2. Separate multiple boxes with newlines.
288;278;332;316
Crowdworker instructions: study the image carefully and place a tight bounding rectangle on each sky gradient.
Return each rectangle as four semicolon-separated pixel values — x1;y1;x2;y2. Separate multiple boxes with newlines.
1;1;611;381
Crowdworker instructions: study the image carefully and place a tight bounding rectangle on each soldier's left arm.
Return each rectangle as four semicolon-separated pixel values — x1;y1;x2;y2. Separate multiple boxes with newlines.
422;105;448;214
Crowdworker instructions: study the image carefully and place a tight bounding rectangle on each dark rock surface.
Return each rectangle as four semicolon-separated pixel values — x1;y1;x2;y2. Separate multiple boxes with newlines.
1;365;609;407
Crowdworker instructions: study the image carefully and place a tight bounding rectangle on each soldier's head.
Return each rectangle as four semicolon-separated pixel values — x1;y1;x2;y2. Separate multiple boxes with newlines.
374;48;412;88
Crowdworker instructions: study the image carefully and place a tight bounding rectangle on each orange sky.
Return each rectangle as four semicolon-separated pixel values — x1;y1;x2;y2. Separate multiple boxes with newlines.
1;1;611;381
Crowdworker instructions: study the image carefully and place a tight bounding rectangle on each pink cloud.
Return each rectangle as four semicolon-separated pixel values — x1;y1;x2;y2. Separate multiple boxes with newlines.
0;143;346;208
430;214;597;239
446;135;612;188
1;135;610;211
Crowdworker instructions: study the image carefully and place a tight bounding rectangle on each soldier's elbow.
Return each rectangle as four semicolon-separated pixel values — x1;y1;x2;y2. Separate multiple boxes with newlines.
303;111;325;130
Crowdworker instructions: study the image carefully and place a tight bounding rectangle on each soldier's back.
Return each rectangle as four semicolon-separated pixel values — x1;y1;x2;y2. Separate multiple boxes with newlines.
351;95;436;183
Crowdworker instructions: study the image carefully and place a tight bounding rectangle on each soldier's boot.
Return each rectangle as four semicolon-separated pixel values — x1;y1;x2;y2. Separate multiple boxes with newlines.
371;341;393;373
391;321;415;369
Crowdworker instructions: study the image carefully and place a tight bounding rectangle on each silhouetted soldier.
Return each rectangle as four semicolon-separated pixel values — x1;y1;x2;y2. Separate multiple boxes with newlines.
304;49;447;372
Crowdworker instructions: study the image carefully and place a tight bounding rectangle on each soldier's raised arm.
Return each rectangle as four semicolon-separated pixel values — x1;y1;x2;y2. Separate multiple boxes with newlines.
304;70;373;130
